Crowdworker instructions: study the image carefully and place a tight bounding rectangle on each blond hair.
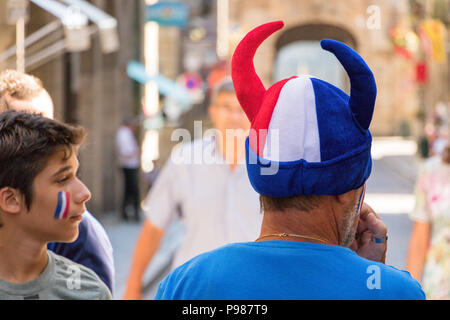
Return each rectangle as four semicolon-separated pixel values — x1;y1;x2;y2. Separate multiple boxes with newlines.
0;69;44;112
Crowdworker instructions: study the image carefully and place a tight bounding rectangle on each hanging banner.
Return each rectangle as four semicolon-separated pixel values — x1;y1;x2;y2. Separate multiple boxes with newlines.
389;22;419;60
416;61;428;85
419;19;446;63
146;1;189;28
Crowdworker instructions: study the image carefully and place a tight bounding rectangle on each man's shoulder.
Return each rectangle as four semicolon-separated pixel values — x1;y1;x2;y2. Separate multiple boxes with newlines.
49;251;112;299
156;243;241;299
168;243;246;277
347;254;425;299
378;263;425;299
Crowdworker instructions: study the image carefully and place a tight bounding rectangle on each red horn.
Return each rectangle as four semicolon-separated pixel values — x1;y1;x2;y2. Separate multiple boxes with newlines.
231;21;284;122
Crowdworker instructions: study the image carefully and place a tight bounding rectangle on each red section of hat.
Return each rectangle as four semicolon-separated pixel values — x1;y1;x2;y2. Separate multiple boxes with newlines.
231;21;284;123
250;77;297;156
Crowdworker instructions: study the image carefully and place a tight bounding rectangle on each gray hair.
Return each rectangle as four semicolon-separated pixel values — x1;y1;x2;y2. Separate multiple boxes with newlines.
210;77;235;105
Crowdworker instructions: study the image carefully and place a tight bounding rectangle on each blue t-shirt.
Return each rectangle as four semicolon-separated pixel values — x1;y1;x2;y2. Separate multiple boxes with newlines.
47;211;115;294
155;240;425;300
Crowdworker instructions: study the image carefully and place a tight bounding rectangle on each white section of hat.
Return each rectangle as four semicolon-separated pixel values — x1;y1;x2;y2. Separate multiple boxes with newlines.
263;75;321;163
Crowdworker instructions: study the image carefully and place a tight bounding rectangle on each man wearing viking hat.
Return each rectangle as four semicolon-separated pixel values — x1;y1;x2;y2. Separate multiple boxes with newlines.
153;21;425;299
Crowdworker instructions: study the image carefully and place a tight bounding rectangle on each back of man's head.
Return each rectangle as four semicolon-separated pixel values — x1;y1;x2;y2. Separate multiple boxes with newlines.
0;69;53;118
259;193;323;213
232;22;376;201
0;110;86;212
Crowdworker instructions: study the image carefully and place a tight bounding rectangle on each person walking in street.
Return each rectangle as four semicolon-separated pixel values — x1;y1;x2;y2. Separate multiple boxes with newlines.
0;70;115;294
154;21;425;300
116;116;141;222
407;141;450;299
123;78;262;300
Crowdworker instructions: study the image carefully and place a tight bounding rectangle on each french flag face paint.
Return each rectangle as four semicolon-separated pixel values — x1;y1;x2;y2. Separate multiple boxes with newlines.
54;191;71;220
356;184;366;216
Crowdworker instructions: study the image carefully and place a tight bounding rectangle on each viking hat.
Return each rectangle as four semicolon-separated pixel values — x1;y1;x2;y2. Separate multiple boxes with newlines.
231;21;377;197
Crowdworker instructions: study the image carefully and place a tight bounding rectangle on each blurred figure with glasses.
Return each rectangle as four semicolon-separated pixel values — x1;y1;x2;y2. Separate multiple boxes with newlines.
123;78;262;299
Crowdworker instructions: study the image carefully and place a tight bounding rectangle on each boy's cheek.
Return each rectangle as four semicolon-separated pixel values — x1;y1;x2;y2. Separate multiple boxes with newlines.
28;190;59;220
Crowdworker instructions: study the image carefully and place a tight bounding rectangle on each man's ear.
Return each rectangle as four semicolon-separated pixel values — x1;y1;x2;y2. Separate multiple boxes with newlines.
0;187;22;215
336;187;362;205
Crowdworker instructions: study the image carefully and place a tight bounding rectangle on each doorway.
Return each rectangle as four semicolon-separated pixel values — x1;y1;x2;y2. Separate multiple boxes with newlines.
273;23;357;93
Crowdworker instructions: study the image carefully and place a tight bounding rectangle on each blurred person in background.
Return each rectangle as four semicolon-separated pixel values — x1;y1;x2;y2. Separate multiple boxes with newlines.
0;69;115;294
116;116;141;222
406;141;450;299
424;111;448;157
432;125;449;156
123;78;262;300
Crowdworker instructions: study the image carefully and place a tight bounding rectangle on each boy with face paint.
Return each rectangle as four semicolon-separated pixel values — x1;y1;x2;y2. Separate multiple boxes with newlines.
0;69;115;294
0;110;111;300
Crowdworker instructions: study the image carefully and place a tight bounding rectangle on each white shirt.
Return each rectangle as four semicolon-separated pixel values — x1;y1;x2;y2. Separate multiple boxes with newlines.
143;138;262;269
116;126;140;169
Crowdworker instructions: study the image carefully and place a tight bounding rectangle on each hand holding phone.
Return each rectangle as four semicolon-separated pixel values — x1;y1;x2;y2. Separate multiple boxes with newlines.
349;202;388;263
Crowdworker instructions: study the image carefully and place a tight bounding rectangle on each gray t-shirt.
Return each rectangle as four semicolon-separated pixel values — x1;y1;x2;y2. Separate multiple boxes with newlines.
0;250;112;300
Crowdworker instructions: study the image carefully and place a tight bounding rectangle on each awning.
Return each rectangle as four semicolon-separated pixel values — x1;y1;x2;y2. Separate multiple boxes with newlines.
0;0;119;72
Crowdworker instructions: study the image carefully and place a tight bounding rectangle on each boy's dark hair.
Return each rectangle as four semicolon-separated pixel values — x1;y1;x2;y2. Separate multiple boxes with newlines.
0;110;86;212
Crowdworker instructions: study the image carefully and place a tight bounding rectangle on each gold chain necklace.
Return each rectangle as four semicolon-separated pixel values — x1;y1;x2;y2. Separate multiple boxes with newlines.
255;232;330;244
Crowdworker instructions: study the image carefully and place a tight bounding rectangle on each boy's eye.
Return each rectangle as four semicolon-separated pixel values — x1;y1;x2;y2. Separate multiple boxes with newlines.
56;171;79;184
58;173;76;184
57;177;70;184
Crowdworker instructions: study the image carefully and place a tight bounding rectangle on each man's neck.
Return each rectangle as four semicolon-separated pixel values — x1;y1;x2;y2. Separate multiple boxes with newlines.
257;206;344;246
0;227;48;283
